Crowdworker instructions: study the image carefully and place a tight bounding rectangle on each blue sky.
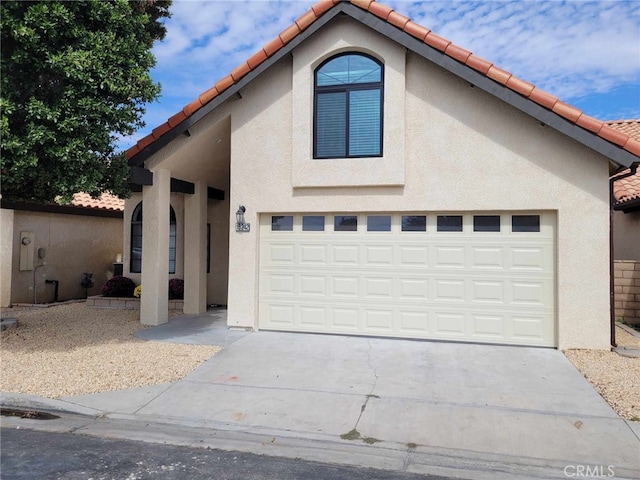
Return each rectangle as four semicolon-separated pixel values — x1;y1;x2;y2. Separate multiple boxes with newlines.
122;0;640;151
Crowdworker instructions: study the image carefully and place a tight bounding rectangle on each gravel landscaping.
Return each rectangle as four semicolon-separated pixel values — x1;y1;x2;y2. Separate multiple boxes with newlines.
0;303;220;398
564;326;640;421
1;303;638;422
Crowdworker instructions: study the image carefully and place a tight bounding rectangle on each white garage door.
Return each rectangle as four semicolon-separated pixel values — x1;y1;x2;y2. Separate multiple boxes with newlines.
259;212;555;346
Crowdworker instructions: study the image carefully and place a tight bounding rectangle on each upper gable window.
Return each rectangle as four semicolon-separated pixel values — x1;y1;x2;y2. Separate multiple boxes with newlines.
314;53;383;159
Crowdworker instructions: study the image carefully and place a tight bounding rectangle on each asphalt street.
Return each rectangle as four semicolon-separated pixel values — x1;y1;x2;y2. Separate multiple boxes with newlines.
1;428;456;480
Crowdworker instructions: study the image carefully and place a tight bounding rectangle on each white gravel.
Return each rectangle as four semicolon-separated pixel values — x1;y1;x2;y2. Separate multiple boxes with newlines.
0;303;220;398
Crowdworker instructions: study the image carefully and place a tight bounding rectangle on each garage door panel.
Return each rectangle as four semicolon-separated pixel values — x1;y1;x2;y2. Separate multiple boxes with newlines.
331;308;359;329
300;306;326;327
399;311;429;332
300;275;326;295
268;244;296;264
435;279;466;302
472;314;505;338
434;245;466;268
268;274;295;294
332;245;359;264
399;245;429;266
259;212;556;347
472;280;504;303
434;312;466;336
365;245;394;265
399;278;429;299
471;247;504;269
332;276;359;296
300;244;326;264
365;309;394;331
364;277;394;298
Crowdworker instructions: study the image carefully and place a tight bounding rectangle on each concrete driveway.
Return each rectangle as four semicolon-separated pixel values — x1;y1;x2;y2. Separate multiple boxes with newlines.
5;321;640;479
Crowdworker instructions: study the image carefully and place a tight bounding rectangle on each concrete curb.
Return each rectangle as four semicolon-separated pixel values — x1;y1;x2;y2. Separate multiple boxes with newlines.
0;392;104;418
4;408;635;480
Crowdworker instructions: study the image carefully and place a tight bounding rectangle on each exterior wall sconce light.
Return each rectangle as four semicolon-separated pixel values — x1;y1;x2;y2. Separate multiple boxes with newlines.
235;205;250;232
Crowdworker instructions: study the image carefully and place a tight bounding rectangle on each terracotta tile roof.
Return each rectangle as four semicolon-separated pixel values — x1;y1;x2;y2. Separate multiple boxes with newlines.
126;0;640;163
68;192;125;212
609;120;640;206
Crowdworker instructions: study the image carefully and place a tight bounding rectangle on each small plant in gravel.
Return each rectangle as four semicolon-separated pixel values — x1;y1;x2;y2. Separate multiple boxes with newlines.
169;278;184;300
101;276;136;297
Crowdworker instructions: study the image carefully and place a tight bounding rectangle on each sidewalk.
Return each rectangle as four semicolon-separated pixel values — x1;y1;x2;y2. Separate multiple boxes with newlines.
2;313;639;480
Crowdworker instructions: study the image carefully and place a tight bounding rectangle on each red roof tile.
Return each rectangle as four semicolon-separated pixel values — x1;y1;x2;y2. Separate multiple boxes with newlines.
403;21;430;42
69;192;125;212
608;120;640;205
126;0;640;165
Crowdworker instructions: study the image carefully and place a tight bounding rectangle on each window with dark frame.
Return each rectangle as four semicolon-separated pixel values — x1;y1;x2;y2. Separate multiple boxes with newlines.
473;215;501;232
367;215;391;231
334;215;358;231
402;215;426;232
314;53;383;158
130;202;177;274
302;215;325;231
437;215;463;232
512;215;540;232
271;215;293;231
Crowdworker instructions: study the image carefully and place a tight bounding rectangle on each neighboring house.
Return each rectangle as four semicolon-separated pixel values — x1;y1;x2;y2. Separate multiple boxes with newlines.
0;193;124;306
608;120;640;327
124;0;639;350
609;120;640;260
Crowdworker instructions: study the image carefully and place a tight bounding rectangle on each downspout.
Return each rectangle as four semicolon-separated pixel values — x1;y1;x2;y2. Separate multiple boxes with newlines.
610;163;638;348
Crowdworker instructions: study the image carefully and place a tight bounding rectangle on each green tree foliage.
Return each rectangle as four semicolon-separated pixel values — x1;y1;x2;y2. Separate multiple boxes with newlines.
1;0;171;203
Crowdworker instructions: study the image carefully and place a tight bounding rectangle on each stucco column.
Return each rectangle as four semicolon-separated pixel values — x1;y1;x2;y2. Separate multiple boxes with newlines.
183;180;207;314
0;208;15;307
140;168;171;326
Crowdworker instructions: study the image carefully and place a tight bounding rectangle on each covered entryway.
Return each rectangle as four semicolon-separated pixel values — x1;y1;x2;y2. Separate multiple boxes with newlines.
259;212;555;346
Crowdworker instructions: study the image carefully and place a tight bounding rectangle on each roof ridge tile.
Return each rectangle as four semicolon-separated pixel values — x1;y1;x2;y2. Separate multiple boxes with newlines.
424;31;451;51
387;11;411;29
552;101;582;123
444;43;472;63
367;1;393;20
486;65;512;85
403;21;430;41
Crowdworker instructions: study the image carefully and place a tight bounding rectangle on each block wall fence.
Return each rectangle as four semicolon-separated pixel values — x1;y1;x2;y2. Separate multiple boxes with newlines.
614;260;640;325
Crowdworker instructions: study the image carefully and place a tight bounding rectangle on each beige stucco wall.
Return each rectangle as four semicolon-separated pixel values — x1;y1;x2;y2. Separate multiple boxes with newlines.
613;210;640;261
1;208;15;307
222;17;611;349
7;210;122;304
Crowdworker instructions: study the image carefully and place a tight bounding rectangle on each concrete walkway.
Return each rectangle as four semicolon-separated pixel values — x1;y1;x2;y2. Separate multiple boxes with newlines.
2;312;639;479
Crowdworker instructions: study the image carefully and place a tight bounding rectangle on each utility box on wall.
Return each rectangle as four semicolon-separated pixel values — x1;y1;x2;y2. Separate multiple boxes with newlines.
18;231;35;271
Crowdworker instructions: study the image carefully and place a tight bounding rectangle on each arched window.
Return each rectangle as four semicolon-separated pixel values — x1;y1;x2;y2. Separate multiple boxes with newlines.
314;53;383;159
130;202;177;274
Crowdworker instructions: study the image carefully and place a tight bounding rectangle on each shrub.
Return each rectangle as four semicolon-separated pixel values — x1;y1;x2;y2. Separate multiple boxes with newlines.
169;278;184;300
102;276;136;297
133;285;142;298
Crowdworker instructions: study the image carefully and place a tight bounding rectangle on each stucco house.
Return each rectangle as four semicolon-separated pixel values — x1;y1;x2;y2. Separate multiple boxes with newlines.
609;120;640;326
610;120;640;261
0;193;124;306
123;0;639;350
